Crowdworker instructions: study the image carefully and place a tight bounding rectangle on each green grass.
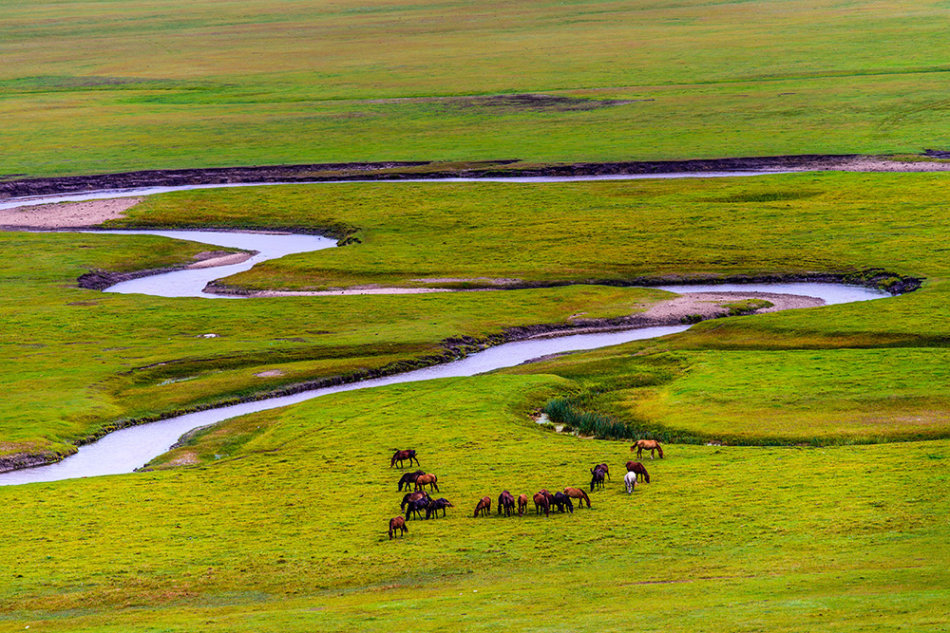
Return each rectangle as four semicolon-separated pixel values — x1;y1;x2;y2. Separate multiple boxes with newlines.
1;0;949;177
0;375;946;631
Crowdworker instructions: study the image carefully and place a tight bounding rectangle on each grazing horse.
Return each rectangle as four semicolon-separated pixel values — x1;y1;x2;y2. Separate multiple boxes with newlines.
625;461;650;483
590;467;607;491
538;489;555;504
397;470;425;491
390;449;420;468
593;463;611;480
632;439;664;459
563;487;591;508
400;491;429;511
533;492;550;517
517;494;528;516
388;516;408;540
551;491;574;514
405;496;430;520
497;490;516;517
474;496;492;517
414;473;440;492
624;470;638;494
425;498;454;519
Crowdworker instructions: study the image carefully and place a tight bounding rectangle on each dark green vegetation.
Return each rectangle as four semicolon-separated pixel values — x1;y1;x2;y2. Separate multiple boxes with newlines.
2;0;949;177
2;377;947;631
1;172;948;629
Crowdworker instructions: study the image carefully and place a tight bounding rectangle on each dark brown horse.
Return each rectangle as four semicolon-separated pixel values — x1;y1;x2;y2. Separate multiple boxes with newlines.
390;449;420;468
563;487;591;508
517;494;528;516
404;495;431;520
533;492;550;517
397;470;425;491
590;467;607;491
625;461;651;483
497;490;516;517
425;498;454;519
474;496;492;517
594;463;611;480
388;516;408;540
414;473;440;492
632;439;664;459
400;490;429;510
551;491;574;514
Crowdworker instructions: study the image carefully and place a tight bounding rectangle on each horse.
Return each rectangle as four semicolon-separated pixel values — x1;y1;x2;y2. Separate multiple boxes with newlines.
563;487;591;508
388;516;408;540
517;494;528;516
400;490;429;511
593;463;611;480
632;439;664;459
625;461;650;483
551;491;574;514
497;490;516;517
474;496;492;517
425;498;454;519
414;473;440;492
624;470;638;494
397;470;425;491
538;489;555;503
405;496;430;520
590;467;607;491
533;492;550;517
390;449;420;468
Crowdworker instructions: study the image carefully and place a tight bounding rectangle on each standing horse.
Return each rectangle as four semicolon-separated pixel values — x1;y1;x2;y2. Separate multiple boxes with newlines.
590;467;607;491
551;492;574;514
405;496;430;520
497;490;516;517
625;461;650;483
517;494;528;516
624;470;638;494
425;498;454;519
388;516;408;539
632;439;664;459
397;470;425;491
414;473;440;492
533;492;550;517
593;463;611;480
400;491;429;511
474;496;492;517
563;487;591;508
390;449;421;468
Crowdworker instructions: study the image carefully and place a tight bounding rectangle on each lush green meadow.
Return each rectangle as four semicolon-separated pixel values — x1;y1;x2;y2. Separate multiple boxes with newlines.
1;376;947;631
2;0;949;177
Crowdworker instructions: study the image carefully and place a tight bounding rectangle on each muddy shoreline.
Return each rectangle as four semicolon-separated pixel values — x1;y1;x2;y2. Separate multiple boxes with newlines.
4;153;950;199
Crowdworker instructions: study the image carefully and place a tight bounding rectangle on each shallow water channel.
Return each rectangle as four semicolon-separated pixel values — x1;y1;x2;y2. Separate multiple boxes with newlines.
1;228;889;485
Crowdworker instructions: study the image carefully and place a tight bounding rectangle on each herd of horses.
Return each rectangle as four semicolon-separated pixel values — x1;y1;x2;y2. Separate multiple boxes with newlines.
387;439;664;539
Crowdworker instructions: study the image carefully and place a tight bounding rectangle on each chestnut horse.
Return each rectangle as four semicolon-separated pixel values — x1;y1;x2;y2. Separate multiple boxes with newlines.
632;439;664;459
497;490;516;517
625;461;650;483
563;487;591;508
397;470;425;491
390;449;420;468
389;516;408;539
533;492;550;517
517;494;528;516
474;496;492;517
414;473;440;492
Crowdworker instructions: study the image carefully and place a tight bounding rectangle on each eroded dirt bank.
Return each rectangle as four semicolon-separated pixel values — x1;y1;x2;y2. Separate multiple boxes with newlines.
0;197;142;229
3;154;949;199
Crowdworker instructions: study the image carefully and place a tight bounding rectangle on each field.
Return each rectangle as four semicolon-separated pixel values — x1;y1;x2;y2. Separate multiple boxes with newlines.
2;0;950;177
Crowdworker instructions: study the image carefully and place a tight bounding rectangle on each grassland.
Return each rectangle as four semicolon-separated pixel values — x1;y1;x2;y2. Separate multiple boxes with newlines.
1;376;946;631
2;0;949;177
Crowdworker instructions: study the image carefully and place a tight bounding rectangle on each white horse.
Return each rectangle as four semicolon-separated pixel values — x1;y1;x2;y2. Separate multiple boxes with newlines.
624;470;638;494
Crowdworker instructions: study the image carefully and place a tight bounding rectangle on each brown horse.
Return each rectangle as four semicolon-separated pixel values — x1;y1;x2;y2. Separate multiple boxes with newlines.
497;490;516;517
563;487;591;508
590;467;607;491
400;490;429;511
397;470;425;491
533;492;550;517
388;516;408;540
474;496;492;517
414;473;440;492
517;494;528;516
625;461;651;483
632;439;664;459
594;463;611;480
390;449;420;468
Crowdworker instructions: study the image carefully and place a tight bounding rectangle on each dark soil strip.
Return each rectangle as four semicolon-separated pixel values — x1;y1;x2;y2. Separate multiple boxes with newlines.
0;155;870;199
